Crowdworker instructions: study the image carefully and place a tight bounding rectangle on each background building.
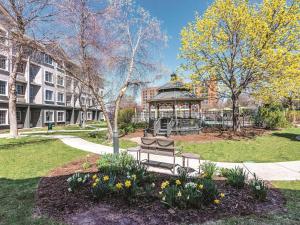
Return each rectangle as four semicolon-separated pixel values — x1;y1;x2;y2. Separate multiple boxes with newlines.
0;4;103;129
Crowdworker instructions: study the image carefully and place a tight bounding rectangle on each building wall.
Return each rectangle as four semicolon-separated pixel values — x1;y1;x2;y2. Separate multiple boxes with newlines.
0;8;103;129
141;87;158;110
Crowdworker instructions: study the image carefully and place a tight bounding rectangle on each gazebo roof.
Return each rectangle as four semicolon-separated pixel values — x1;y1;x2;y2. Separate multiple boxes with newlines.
148;74;206;104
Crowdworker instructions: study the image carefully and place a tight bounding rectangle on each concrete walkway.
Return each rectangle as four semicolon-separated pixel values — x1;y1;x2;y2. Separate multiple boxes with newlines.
1;131;300;181
50;135;300;181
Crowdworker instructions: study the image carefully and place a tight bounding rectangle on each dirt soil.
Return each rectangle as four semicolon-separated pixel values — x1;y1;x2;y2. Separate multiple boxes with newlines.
35;156;285;225
123;128;269;143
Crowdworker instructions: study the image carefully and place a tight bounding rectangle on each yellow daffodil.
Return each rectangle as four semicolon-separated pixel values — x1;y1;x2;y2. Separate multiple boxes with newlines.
198;184;204;190
132;174;137;180
92;174;97;180
103;175;109;182
175;179;181;186
214;199;220;204
116;182;123;189
177;191;182;197
92;182;97;187
161;181;169;189
220;193;225;198
95;178;100;183
125;180;132;188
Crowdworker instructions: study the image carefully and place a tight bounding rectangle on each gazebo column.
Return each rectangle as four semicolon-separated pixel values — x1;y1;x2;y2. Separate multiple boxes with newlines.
172;104;175;119
156;104;160;119
189;103;192;119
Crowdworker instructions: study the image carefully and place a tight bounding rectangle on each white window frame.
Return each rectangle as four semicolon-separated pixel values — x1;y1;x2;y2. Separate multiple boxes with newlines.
44;71;54;84
87;111;92;120
44;110;54;123
16;111;21;122
57;75;64;86
44;53;53;65
16;84;25;96
0;29;7;45
0;55;8;71
56;111;65;122
0;80;7;96
45;89;54;101
57;92;64;103
0;109;8;126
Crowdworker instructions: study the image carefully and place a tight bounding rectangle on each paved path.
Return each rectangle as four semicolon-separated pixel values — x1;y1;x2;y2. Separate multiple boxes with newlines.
50;135;300;181
1;131;300;181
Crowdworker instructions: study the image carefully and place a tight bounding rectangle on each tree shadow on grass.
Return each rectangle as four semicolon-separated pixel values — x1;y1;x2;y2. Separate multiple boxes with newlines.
271;133;300;142
0;177;61;225
0;138;54;150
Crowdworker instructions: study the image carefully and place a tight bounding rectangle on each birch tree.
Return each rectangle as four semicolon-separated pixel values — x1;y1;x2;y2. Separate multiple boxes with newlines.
0;0;54;137
180;0;300;132
108;0;167;152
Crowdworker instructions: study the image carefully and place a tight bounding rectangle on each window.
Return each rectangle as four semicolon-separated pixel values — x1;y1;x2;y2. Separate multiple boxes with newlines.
0;81;7;95
57;111;65;122
57;76;64;86
44;54;53;65
16;111;21;122
0;109;7;125
0;55;7;70
17;62;25;73
45;90;53;101
45;110;54;123
80;97;86;105
16;84;25;95
87;112;92;120
0;29;6;44
45;71;53;83
57;92;64;102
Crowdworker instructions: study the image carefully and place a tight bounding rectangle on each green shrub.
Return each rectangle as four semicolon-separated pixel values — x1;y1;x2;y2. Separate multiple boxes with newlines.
201;162;217;179
67;173;89;192
226;167;248;189
119;108;135;125
249;174;268;201
255;103;289;129
97;152;136;176
91;174;116;199
159;178;220;209
219;167;231;178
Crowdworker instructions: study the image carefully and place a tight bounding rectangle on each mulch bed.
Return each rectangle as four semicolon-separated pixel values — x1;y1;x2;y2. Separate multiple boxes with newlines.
35;155;286;225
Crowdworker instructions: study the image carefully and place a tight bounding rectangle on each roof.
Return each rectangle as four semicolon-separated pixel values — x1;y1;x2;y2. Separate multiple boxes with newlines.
148;74;205;103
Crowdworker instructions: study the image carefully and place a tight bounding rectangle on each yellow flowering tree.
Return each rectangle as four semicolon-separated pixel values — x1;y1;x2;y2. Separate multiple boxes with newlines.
180;0;300;131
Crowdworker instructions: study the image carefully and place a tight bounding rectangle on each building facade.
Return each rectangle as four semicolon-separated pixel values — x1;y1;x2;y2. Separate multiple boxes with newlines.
0;5;103;129
141;87;158;110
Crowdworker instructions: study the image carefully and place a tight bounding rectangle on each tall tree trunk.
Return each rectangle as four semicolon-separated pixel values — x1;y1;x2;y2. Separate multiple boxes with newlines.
8;51;22;138
82;109;87;128
231;94;240;132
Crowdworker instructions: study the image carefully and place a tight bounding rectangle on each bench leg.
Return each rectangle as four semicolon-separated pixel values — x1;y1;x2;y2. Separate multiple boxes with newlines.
147;153;150;162
173;156;176;174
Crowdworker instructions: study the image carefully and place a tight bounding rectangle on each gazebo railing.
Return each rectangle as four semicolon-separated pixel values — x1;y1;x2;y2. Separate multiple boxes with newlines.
153;118;161;136
167;118;175;136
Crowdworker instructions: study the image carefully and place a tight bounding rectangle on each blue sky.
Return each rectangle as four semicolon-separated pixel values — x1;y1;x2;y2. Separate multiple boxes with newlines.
136;0;213;84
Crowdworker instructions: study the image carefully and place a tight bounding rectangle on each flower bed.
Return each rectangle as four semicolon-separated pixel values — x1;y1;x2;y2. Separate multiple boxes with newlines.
35;154;285;225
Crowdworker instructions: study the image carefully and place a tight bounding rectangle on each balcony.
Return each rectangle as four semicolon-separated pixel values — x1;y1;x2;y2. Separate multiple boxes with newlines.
17;95;26;103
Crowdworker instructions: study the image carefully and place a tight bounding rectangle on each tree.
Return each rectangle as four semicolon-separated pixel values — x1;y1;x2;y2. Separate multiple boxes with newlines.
108;0;167;153
58;0;166;153
1;0;54;137
56;0;114;138
180;0;300;131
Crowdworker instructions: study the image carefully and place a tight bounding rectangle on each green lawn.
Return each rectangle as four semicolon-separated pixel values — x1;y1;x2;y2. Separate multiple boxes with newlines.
179;128;300;162
0;136;299;225
0;137;86;225
36;130;138;149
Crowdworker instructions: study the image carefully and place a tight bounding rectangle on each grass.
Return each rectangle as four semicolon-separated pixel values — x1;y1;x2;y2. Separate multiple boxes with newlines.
40;130;138;149
0;135;299;224
0;136;86;225
179;128;300;162
209;181;300;225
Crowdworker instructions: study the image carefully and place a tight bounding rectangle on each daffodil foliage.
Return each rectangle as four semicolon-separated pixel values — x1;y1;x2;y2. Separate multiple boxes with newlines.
180;0;300;130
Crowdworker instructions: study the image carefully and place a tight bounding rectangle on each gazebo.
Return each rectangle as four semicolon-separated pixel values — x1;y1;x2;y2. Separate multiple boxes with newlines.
147;74;206;136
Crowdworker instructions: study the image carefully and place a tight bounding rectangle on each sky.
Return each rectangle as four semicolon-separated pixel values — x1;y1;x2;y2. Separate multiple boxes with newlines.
136;0;213;84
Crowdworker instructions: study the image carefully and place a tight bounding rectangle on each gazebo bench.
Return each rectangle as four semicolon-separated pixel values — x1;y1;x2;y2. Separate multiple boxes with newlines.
138;137;181;174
